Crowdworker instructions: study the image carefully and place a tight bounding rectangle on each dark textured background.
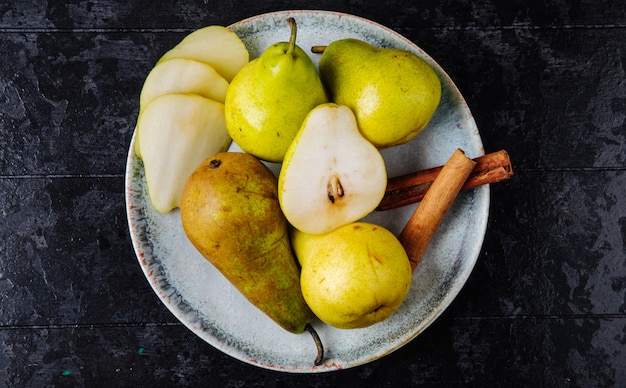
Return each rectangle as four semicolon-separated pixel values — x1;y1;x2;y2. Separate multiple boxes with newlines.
1;0;625;386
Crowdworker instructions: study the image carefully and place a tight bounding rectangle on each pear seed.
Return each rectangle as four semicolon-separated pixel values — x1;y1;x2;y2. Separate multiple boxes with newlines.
327;176;344;204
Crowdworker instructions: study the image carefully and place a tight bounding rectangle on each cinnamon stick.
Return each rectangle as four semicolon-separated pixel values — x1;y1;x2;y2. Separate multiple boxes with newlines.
378;149;512;211
310;45;327;53
398;149;476;272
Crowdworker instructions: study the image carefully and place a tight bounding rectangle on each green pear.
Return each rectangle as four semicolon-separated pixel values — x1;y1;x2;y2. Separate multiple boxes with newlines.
135;93;231;213
158;25;249;82
278;103;387;235
318;38;441;148
224;18;328;162
180;152;323;364
139;58;229;110
292;222;412;329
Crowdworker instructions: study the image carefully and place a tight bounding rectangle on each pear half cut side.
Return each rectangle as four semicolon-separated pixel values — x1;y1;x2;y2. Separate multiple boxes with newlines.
278;103;387;235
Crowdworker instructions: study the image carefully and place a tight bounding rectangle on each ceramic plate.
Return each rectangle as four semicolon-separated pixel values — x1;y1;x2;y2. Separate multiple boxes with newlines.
125;10;488;373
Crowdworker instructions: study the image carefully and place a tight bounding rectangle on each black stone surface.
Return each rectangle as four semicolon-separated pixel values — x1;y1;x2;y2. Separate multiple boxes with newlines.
1;1;625;386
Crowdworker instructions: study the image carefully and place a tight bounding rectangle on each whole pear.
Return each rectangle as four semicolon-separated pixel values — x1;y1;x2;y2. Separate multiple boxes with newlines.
225;18;328;162
292;222;412;329
319;38;441;148
180;151;314;334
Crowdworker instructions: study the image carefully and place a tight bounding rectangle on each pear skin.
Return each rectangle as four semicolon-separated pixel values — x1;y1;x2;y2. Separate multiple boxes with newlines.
180;152;314;334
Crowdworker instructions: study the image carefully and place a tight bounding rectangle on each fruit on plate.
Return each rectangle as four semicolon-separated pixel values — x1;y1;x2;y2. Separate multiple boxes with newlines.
139;58;229;110
225;18;328;162
278;103;387;235
292;222;412;329
136;94;231;213
158;25;249;82
318;38;442;148
179;152;324;364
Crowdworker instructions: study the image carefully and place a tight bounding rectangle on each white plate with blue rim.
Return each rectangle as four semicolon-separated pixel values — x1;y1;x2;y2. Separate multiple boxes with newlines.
125;10;488;373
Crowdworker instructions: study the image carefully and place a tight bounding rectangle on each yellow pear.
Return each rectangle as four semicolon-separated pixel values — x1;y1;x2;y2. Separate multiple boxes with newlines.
292;222;412;329
319;38;441;148
224;18;328;162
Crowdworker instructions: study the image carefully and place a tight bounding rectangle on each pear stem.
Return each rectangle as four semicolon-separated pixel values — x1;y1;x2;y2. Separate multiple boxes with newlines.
305;323;324;366
286;17;297;55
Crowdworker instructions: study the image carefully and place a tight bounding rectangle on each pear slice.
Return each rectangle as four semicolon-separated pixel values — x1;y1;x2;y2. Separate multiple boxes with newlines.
158;25;249;82
136;93;231;213
139;58;229;110
278;103;387;235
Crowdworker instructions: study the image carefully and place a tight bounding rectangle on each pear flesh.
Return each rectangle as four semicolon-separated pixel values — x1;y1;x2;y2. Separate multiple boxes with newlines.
139;58;229;110
319;38;442;148
292;222;412;329
278;103;387;235
180;152;315;335
136;94;231;213
158;25;249;82
225;18;328;162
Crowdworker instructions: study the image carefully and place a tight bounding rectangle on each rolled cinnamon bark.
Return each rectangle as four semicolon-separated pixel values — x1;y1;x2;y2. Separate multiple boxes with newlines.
378;150;512;211
398;149;477;272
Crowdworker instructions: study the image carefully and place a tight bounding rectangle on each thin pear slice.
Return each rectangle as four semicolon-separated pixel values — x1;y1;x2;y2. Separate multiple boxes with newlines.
139;58;229;110
278;103;387;235
158;25;249;82
136;93;231;213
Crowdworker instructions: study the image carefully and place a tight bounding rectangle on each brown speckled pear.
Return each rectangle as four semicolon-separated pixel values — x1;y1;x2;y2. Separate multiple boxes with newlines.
179;152;323;365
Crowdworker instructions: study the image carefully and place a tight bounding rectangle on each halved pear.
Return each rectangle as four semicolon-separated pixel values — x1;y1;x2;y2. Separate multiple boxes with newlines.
278;103;387;235
136;93;231;213
139;58;229;110
158;25;249;82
